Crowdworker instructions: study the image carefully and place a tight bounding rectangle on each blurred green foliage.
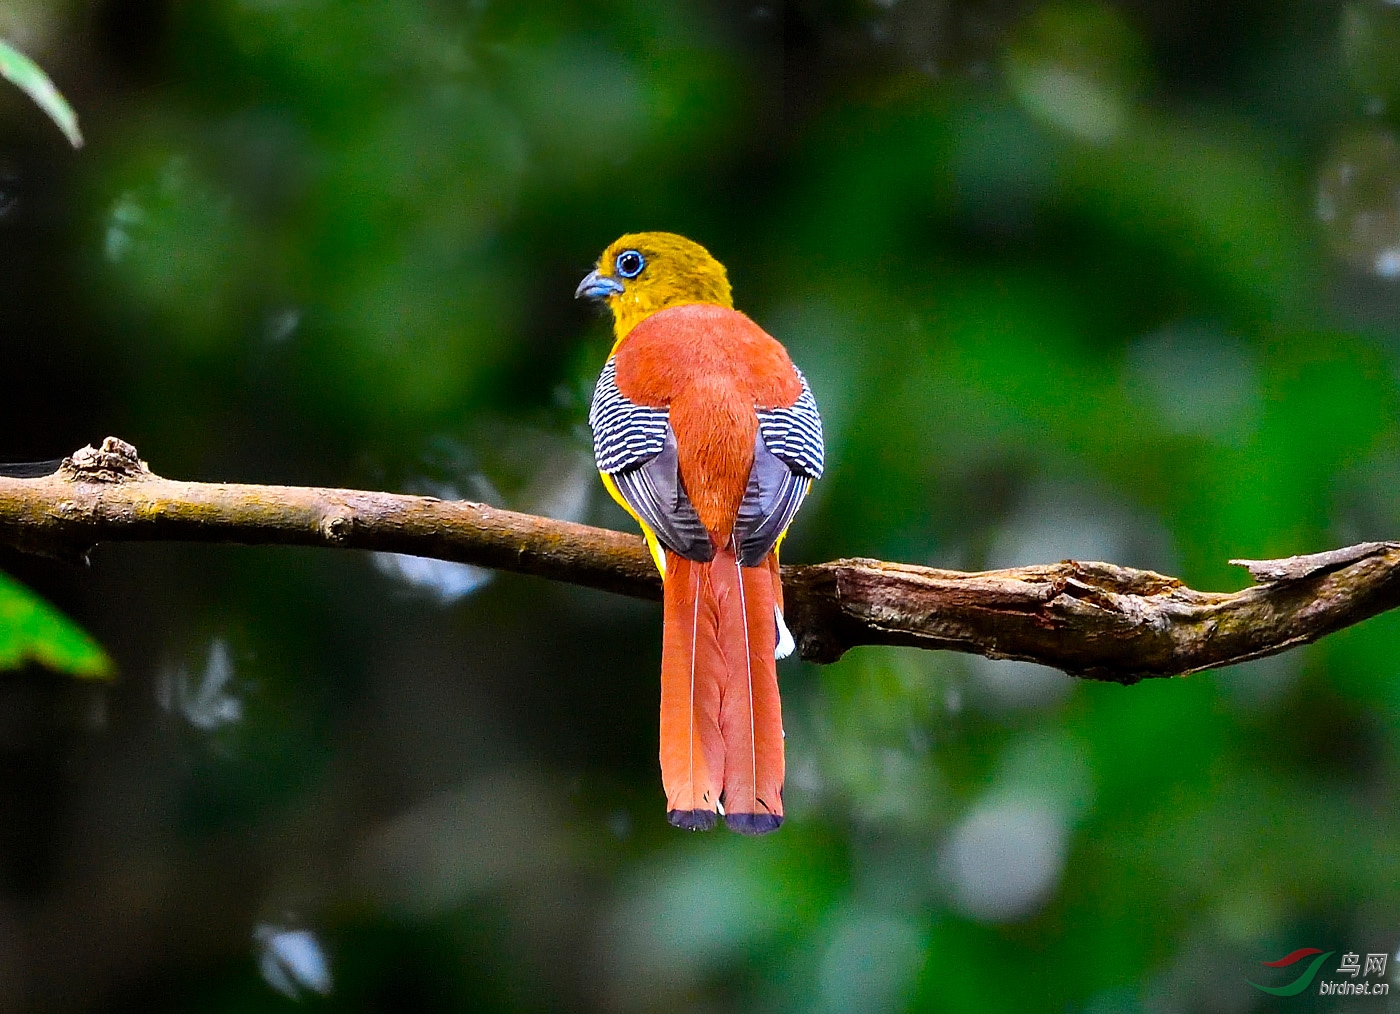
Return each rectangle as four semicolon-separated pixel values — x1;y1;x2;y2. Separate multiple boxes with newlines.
0;36;81;147
0;570;109;677
1;0;1400;1011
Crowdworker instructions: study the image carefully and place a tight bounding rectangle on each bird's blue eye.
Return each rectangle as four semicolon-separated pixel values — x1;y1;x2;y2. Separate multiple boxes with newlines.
615;250;645;279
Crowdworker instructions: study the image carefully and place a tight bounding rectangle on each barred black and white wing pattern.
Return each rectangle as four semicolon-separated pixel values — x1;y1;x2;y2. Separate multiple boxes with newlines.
589;357;714;562
756;369;824;479
735;368;824;566
589;357;667;473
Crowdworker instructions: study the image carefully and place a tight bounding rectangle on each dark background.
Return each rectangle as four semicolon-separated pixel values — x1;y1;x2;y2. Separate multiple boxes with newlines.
0;0;1398;1010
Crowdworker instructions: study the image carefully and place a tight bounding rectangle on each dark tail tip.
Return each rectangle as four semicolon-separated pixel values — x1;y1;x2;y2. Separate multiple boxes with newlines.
667;809;718;831
723;812;783;835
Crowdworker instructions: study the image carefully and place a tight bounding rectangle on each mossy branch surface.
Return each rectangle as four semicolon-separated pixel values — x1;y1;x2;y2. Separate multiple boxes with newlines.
1;438;1396;683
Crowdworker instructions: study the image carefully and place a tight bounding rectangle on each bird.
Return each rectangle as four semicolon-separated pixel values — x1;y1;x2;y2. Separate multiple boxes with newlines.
576;232;824;834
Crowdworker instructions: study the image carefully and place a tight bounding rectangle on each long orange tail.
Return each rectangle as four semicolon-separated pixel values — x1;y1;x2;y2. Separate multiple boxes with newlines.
660;546;785;833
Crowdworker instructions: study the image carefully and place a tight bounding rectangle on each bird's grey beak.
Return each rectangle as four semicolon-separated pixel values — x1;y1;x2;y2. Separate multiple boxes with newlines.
575;269;625;300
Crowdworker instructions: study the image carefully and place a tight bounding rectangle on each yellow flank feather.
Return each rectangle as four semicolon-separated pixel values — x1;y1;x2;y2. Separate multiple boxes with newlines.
600;470;668;576
592;232;734;347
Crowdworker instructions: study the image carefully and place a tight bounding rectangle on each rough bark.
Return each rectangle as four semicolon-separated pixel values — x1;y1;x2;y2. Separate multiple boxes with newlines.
1;438;1395;683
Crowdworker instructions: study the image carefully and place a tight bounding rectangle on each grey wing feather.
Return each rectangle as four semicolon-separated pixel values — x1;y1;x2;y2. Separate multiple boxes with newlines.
734;433;811;566
612;430;714;562
589;356;714;563
736;368;825;566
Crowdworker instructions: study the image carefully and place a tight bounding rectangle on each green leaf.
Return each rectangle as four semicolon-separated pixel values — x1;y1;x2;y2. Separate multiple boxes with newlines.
0;38;82;148
0;570;111;678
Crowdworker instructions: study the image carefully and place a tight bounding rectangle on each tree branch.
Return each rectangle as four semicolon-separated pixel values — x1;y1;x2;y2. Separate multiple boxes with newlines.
1;438;1396;684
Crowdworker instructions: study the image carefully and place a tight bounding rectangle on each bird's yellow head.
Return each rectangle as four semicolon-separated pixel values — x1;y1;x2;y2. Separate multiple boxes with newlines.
575;232;734;344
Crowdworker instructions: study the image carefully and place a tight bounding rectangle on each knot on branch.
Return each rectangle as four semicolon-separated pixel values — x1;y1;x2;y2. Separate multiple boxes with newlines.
60;437;151;484
319;509;354;543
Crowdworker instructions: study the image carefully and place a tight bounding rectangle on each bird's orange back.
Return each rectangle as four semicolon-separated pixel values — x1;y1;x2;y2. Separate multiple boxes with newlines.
614;303;802;539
